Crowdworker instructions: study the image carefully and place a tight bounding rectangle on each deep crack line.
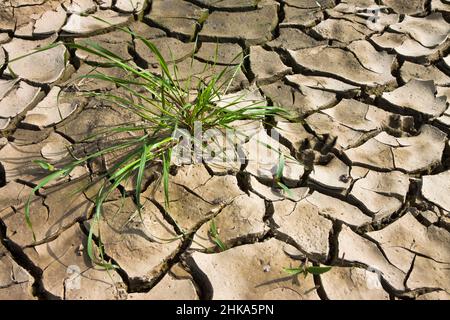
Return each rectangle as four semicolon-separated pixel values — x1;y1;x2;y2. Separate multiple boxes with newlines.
0;217;60;300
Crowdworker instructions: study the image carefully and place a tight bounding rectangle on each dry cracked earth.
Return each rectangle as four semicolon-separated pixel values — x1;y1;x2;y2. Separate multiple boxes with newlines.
0;0;450;300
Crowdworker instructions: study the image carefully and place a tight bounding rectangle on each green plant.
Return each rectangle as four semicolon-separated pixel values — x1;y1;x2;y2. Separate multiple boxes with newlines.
284;259;332;278
274;154;293;197
19;26;291;267
209;219;227;252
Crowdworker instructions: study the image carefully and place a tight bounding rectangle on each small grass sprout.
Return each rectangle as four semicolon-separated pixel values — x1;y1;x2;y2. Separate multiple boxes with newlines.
284;258;332;278
209;219;227;252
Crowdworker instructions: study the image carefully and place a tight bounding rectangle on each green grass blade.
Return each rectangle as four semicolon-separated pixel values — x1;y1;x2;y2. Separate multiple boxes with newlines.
135;143;149;213
162;149;172;208
306;266;332;275
283;267;303;276
276;154;285;181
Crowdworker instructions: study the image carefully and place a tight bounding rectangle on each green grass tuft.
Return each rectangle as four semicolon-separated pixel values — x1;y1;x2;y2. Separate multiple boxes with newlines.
20;24;293;267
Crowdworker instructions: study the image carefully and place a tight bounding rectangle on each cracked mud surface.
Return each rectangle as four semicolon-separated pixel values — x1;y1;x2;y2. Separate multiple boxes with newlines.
0;0;450;300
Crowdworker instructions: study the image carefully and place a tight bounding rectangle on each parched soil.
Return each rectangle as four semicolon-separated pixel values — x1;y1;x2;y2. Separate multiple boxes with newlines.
0;0;450;300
